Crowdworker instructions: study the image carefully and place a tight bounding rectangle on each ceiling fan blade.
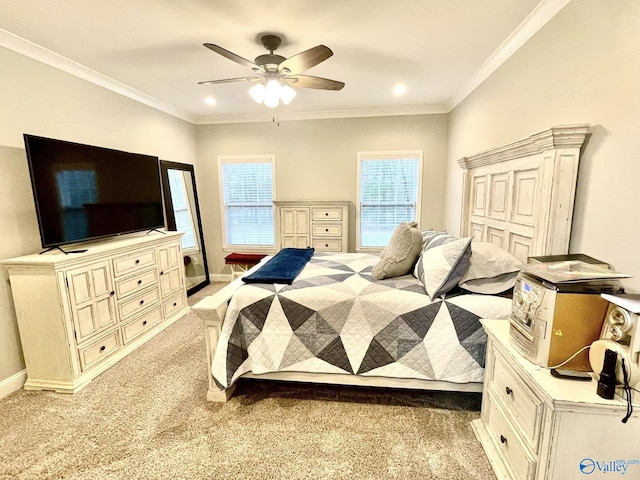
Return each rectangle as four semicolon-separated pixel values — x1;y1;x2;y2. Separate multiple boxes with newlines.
197;77;260;85
287;75;345;91
279;45;333;75
204;43;258;69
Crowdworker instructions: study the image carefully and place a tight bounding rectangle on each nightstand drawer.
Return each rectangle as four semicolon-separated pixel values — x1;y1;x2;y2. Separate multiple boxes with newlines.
312;238;342;252
490;350;543;452
312;207;342;221
485;393;537;480
312;224;342;237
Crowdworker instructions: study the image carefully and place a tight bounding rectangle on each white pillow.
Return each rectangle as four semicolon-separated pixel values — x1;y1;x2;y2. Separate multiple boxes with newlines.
458;242;523;294
414;233;473;300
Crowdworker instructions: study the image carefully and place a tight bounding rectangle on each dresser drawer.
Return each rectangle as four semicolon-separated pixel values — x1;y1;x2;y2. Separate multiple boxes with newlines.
312;238;342;252
78;329;121;371
118;287;160;320
485;393;537;480
121;306;162;344
112;249;156;277
312;224;342;237
163;292;187;318
490;351;544;452
312;207;342;221
114;268;158;299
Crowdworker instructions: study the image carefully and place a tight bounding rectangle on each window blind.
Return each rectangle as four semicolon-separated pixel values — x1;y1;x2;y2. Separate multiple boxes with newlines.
220;160;275;247
359;156;420;248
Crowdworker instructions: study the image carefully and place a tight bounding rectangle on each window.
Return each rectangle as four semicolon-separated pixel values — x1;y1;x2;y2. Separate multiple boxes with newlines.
218;155;276;249
166;169;198;252
357;151;423;249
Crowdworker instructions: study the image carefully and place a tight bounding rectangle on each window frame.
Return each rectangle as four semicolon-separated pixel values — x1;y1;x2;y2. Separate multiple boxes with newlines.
217;154;277;252
356;150;423;252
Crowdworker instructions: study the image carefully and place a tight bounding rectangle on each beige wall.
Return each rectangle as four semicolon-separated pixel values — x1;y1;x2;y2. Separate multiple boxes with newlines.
445;0;640;292
197;115;448;274
0;47;197;386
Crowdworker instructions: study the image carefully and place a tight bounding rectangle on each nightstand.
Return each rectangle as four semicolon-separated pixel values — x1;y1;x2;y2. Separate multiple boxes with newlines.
473;320;640;480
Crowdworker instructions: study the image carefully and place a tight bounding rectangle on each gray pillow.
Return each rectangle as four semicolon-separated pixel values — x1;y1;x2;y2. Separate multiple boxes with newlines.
459;242;523;294
372;222;424;280
414;233;473;300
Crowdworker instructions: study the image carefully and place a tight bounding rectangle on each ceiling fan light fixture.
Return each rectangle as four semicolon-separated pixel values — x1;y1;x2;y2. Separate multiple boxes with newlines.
249;83;266;103
280;85;296;105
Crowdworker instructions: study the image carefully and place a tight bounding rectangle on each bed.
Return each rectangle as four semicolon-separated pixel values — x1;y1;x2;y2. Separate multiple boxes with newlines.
193;124;590;402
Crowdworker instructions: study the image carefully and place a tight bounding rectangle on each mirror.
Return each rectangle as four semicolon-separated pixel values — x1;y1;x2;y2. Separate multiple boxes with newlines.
160;161;210;296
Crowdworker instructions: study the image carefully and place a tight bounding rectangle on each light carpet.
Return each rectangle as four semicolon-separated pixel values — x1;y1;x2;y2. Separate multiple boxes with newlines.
0;283;495;480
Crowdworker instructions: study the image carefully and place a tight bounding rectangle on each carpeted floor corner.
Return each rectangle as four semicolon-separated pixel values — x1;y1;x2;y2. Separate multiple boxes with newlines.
0;283;495;480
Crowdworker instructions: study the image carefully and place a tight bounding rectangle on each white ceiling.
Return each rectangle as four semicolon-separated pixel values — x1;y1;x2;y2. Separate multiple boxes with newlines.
0;0;566;124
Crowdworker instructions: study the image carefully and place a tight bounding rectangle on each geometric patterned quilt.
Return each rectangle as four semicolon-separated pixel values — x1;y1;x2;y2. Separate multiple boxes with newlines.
212;253;512;389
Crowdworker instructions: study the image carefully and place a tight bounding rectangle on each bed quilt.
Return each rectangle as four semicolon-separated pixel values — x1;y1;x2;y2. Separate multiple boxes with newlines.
212;252;512;388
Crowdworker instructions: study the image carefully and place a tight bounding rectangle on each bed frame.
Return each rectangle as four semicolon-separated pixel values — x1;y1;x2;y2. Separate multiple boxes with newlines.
193;124;590;402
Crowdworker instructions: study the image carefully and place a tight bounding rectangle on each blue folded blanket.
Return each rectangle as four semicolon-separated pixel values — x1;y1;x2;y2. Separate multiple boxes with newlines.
242;247;315;284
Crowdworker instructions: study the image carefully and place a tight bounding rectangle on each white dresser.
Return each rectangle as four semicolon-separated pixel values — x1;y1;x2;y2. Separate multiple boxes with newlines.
2;231;189;393
473;320;640;480
274;201;349;252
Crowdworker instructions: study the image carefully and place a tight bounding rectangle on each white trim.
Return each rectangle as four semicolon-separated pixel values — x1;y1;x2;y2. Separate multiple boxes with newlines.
210;273;232;283
448;0;571;109
217;155;277;250
355;150;424;250
0;369;27;399
0;28;196;124
195;105;448;125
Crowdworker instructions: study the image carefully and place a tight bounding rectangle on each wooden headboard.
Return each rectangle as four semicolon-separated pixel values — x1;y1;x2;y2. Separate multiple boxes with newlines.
458;124;589;263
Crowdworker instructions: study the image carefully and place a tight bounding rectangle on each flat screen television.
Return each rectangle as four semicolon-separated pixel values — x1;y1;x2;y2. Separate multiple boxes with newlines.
24;134;165;249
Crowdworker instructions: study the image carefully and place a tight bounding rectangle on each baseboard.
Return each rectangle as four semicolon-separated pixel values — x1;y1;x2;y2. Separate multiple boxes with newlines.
0;369;27;400
210;273;232;282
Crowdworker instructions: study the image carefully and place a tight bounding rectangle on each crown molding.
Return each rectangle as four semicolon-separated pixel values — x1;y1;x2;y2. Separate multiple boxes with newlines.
448;0;572;110
194;104;448;125
0;28;196;124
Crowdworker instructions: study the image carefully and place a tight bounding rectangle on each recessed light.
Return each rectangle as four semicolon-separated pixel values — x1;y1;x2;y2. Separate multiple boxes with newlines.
204;96;217;106
393;84;407;97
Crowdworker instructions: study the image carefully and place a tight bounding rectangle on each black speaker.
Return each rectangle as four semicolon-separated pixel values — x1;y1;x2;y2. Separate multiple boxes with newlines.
597;348;618;399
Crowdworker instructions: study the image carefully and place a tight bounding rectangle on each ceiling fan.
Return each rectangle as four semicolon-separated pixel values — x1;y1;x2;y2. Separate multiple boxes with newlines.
198;34;345;106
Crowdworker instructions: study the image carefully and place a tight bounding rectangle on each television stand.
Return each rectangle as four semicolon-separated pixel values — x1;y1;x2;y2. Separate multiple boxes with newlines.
39;246;88;255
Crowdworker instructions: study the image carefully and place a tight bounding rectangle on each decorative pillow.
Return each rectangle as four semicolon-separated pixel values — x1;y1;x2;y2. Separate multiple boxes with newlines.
372;222;424;280
414;233;473;300
420;228;445;250
458;242;523;294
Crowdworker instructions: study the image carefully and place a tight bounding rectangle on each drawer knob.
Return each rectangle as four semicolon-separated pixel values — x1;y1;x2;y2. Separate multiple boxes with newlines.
160;270;165;276
110;290;115;296
325;228;329;232
325;244;329;247
135;259;140;264
143;320;147;326
505;387;513;395
173;302;177;307
500;435;507;444
138;280;142;285
100;345;106;352
140;300;145;305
